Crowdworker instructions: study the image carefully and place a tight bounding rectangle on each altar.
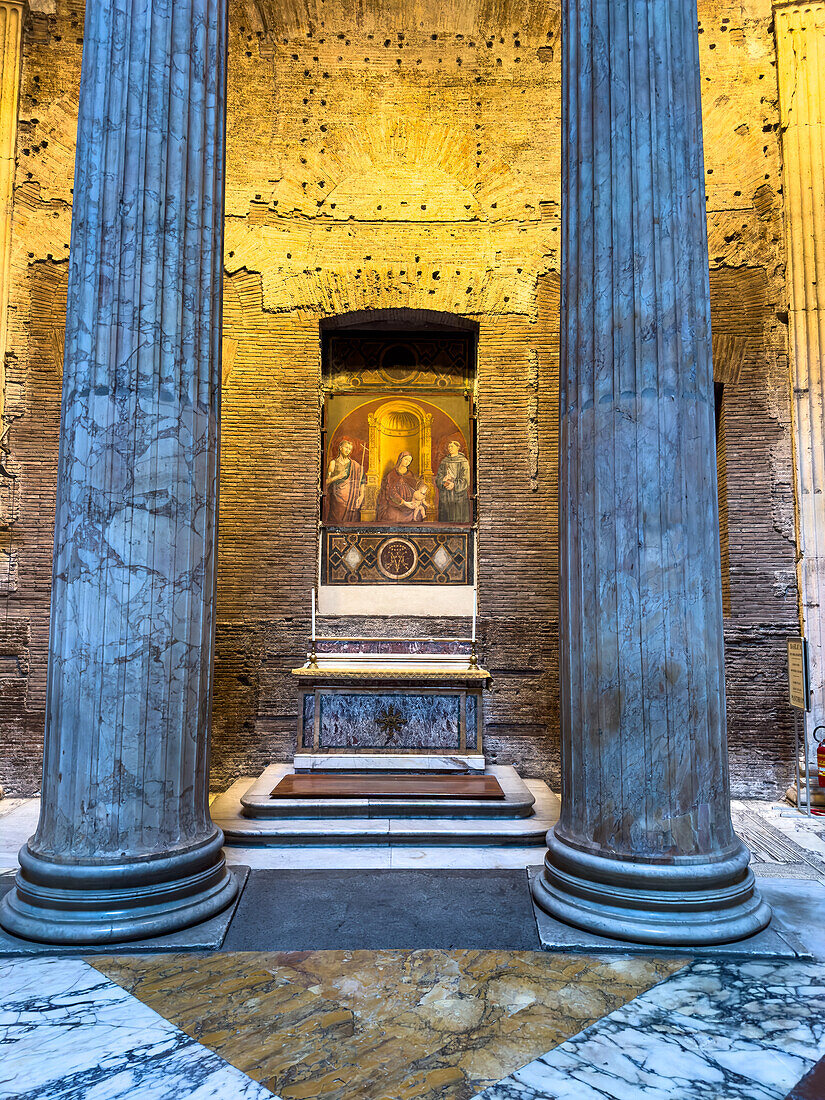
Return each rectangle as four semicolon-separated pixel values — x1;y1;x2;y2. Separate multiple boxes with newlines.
211;634;560;844
292;636;488;771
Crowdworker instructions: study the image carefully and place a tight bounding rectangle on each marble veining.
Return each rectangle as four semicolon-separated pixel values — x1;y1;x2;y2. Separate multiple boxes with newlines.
466;694;479;750
784;1054;825;1100
477;959;825;1100
0;957;276;1100
316;639;473;655
558;0;729;859
31;0;228;860
0;0;238;944
318;691;462;749
92;950;684;1100
292;753;486;771
537;0;770;945
301;692;315;744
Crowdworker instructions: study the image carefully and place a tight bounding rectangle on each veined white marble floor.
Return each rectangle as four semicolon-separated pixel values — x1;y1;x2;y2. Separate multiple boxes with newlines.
1;945;821;1100
0;956;277;1100
477;958;825;1100
0;800;36;874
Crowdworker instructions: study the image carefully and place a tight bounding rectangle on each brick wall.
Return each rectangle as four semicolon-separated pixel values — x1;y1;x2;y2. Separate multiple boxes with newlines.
0;0;798;799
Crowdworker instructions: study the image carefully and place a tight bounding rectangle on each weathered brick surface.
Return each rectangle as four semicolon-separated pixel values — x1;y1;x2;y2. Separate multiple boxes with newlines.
0;0;799;799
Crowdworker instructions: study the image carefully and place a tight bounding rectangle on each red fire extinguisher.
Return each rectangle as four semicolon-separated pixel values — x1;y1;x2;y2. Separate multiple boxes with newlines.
815;726;825;789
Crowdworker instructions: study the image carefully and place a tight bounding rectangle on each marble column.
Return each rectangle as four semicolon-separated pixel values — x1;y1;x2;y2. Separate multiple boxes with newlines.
774;2;825;752
532;0;771;943
0;1;23;413
0;0;236;943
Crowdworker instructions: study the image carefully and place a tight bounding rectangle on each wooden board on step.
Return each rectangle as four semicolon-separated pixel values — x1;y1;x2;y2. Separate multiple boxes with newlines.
269;772;506;800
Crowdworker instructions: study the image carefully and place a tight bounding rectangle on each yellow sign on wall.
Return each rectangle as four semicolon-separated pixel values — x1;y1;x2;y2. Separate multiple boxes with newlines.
787;637;810;712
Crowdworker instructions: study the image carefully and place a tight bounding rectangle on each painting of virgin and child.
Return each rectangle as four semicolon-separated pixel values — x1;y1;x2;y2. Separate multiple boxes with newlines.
325;440;471;526
323;395;473;527
375;452;427;522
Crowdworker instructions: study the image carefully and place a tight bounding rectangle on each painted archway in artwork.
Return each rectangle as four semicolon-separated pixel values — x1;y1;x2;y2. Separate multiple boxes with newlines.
364;399;434;521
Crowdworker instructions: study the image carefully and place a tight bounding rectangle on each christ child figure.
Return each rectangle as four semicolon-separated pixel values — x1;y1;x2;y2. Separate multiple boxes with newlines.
410;480;429;521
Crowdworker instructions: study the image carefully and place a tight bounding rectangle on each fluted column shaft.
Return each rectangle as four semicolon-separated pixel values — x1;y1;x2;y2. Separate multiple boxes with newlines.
0;0;236;943
532;0;770;943
0;1;24;414
775;2;825;744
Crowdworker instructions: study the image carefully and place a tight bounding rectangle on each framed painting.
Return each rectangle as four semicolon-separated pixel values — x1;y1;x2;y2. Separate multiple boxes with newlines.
320;333;477;585
323;393;473;527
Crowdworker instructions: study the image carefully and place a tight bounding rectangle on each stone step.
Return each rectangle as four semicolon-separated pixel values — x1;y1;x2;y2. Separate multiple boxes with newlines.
210;771;560;847
239;764;534;819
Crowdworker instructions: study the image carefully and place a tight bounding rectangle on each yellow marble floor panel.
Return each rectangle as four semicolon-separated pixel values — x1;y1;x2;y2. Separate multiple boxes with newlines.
92;950;685;1100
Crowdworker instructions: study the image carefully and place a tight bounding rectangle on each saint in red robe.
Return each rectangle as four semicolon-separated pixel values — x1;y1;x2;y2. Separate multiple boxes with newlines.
376;466;417;523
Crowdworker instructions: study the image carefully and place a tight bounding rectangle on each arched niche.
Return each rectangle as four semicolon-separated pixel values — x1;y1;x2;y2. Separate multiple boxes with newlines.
364;398;434;521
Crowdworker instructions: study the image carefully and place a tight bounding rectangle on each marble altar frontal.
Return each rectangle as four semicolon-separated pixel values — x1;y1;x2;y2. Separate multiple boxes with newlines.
315;693;463;751
224;634;553;838
294;638;487;759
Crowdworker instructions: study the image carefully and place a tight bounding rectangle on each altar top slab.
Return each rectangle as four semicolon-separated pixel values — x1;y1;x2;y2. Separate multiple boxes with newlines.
292;656;490;682
294;635;489;680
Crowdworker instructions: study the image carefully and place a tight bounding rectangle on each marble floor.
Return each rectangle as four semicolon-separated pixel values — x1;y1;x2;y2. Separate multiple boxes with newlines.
1;797;824;1099
90;950;684;1099
0;956;273;1100
476;959;825;1099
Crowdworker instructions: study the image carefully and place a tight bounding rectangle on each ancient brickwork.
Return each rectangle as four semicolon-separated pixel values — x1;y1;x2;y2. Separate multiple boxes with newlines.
0;0;798;798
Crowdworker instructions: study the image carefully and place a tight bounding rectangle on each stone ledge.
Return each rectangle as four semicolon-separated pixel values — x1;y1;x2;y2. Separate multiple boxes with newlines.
294;753;486;771
239;763;536;820
211;770;559;845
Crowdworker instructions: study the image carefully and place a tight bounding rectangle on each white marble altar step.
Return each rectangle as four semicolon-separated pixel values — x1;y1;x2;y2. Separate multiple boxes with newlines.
240;764;534;819
211;769;559;847
294;753;486;772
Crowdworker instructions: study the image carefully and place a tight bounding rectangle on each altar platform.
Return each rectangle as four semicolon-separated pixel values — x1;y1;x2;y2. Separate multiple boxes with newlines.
210;770;559;846
212;637;557;847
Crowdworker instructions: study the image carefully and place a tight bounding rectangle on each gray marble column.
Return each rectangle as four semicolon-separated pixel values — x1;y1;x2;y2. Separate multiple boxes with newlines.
0;0;237;943
532;0;771;944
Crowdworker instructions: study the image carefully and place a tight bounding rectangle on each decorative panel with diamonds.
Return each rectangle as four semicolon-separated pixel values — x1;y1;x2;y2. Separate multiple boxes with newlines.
323;528;472;585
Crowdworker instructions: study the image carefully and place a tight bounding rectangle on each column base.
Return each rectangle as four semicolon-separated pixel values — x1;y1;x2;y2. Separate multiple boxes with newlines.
533;830;772;946
0;829;238;945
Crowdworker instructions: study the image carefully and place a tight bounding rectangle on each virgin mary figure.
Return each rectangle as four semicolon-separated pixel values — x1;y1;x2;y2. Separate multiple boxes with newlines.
376;451;422;523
